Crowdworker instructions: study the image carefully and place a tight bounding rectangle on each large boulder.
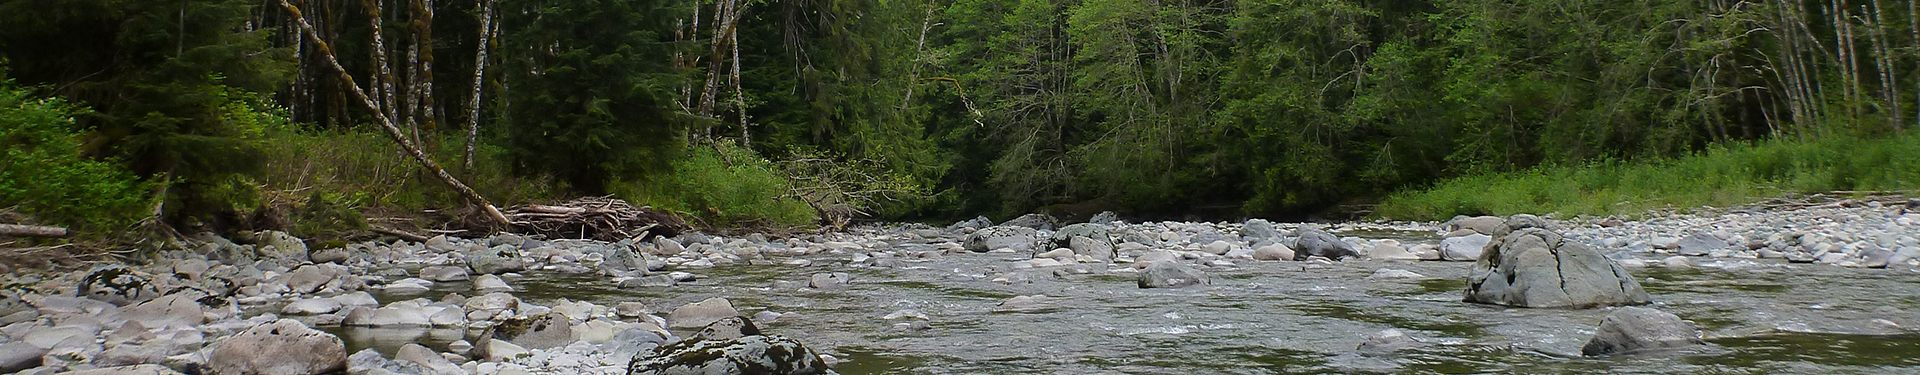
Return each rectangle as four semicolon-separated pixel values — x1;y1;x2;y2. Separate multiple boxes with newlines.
1464;228;1651;308
1290;227;1358;261
208;319;347;375
283;264;343;294
627;316;834;375
78;266;161;306
962;226;1040;253
1581;307;1704;356
998;213;1058;231
1138;261;1210;289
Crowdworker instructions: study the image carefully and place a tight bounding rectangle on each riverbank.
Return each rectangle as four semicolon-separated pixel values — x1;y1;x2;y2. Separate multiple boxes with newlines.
1378;133;1920;221
0;197;1916;374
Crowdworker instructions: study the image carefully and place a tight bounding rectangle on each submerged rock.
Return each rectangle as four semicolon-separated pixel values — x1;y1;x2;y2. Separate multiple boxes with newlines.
1464;228;1650;308
627;316;836;375
1581;307;1704;356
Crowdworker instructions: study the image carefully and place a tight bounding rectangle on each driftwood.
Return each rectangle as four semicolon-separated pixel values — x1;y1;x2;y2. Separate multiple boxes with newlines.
0;224;69;238
506;197;689;241
369;226;430;242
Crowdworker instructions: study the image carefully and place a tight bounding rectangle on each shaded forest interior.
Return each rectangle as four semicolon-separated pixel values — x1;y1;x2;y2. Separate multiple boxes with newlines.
2;0;1918;240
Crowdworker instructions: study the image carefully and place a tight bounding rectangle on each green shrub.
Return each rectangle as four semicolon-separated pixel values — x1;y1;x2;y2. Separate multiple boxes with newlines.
1377;133;1920;221
0;78;151;233
615;141;815;228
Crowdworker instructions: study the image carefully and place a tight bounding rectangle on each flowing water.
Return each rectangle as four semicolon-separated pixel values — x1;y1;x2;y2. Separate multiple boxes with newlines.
326;231;1920;374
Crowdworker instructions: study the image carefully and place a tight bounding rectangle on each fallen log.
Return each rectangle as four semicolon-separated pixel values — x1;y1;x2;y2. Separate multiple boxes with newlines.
0;224;69;238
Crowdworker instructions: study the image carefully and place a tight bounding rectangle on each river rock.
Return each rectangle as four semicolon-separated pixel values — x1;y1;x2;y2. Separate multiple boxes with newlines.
418;265;469;282
473;274;514;293
1242;219;1282;240
208;319;347;375
282;297;343;315
808;273;851;289
999;213;1058;230
946;215;994;231
1252;244;1294;261
1050;223;1111;247
396;343;462;375
1495;214;1554;236
599;246;651;278
0;341;46;373
1860;248;1895;268
1138;261;1210;288
1464;228;1651;308
1581;307;1704;356
1356;329;1421;354
1367;240;1418;261
308;246;350;265
55;364;185;375
78;266;160;306
963;226;1040;253
1290;227;1358;260
284;264;342;294
466;245;526;275
1442;216;1507;236
1440;234;1491;261
492;313;574;350
668;297;740;329
1676;233;1725;256
620;275;678;288
382;278;433;294
123;293;205;330
1068;236;1116;261
1366;268;1426;280
1088;211;1119;225
627;317;833;375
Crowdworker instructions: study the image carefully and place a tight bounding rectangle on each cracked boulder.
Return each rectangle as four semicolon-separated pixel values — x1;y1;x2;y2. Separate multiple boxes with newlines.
628;316;834;375
1464;228;1650;308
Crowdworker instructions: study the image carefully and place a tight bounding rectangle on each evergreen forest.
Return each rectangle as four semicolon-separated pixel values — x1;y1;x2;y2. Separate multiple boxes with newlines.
4;0;1920;241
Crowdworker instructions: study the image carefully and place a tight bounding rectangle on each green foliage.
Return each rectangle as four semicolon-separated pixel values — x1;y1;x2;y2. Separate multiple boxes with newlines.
0;76;151;232
1377;133;1920;220
497;0;686;195
615;141;815;228
0;0;293;227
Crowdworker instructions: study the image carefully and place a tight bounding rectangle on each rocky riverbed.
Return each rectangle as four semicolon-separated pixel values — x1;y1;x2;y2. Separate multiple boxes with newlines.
2;199;1918;374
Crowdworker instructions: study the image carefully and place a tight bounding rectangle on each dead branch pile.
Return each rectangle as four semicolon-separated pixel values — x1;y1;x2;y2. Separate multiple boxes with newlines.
505;197;689;241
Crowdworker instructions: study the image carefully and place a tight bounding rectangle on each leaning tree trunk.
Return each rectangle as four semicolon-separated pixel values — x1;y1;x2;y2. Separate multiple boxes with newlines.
279;0;511;228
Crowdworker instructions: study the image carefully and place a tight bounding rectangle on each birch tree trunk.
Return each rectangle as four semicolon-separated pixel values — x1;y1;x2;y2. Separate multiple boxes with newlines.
465;0;495;169
280;0;512;228
360;0;399;122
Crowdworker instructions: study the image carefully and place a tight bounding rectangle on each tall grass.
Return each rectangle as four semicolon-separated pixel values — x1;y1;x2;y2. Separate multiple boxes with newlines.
257;127;559;237
1377;133;1920;220
612;141;815;228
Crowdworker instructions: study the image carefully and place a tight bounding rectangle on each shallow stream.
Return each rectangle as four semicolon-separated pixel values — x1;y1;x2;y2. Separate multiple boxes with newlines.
326;231;1920;374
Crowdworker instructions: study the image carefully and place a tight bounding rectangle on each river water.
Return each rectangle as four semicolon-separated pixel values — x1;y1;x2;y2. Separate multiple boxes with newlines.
327;230;1920;374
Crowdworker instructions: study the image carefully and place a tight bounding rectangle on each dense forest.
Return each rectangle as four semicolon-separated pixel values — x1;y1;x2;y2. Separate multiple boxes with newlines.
3;0;1918;239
